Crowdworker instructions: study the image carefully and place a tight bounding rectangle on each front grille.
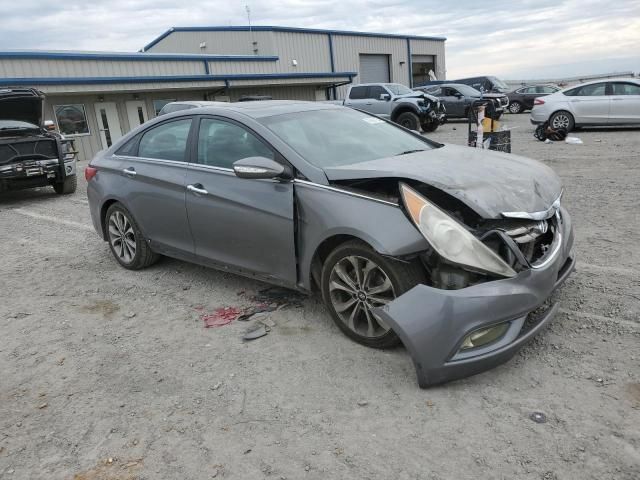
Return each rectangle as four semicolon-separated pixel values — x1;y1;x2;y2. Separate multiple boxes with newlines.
0;138;58;165
481;215;558;268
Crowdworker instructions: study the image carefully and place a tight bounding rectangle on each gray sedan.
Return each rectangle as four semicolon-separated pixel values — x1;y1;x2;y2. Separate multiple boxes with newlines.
86;101;575;387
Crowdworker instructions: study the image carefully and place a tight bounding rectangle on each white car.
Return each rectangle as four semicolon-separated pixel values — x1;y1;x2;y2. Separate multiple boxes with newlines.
530;78;640;131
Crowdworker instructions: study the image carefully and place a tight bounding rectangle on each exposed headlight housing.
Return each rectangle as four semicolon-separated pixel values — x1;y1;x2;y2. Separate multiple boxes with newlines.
400;183;516;278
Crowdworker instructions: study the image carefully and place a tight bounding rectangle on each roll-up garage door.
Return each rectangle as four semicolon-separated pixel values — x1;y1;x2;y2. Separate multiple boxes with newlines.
359;54;390;83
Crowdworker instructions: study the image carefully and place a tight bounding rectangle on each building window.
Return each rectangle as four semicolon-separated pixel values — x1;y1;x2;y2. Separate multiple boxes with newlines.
152;99;176;117
54;104;90;136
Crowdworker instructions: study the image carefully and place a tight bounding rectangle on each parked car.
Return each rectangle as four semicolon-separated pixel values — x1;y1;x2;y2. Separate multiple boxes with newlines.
417;76;511;95
158;100;227;116
507;85;560;113
337;83;446;132
86;101;575;387
530;78;640;131
0;87;77;194
414;83;508;119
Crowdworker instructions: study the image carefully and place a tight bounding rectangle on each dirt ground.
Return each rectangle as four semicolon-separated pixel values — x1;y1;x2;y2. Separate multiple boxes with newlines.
1;113;639;480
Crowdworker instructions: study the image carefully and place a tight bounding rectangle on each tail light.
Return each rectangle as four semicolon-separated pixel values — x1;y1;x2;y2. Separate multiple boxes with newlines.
85;166;98;181
534;98;545;106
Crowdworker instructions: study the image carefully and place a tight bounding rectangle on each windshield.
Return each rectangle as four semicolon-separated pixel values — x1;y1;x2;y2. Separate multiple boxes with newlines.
385;84;414;95
260;107;436;167
489;76;510;91
0;119;40;131
452;84;482;96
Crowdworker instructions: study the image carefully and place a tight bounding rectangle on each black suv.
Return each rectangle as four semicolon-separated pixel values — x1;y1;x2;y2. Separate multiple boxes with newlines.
0;87;77;194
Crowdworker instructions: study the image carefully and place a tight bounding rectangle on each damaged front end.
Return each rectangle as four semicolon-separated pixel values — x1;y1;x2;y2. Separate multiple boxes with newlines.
329;176;575;387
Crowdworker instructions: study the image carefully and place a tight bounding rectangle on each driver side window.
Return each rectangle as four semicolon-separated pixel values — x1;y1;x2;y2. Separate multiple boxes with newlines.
197;118;274;169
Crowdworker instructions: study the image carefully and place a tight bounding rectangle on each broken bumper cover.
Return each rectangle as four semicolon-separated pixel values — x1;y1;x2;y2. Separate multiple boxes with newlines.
374;207;575;388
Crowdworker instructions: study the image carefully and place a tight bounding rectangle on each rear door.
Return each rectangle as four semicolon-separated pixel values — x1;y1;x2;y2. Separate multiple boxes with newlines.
116;117;194;255
519;86;539;109
344;85;371;112
566;82;610;123
608;82;640;124
184;116;296;284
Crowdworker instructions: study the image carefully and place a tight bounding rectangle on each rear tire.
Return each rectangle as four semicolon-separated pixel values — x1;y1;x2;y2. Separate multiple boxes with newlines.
508;101;522;114
53;174;77;195
321;240;426;349
395;112;420;131
105;203;159;270
549;110;575;131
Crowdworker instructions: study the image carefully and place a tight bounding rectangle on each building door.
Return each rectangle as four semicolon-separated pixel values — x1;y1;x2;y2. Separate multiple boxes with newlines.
359;54;390;83
94;102;123;149
125;100;149;132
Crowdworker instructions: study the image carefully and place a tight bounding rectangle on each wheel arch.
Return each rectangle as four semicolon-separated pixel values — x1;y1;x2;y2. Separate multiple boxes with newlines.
391;104;419;122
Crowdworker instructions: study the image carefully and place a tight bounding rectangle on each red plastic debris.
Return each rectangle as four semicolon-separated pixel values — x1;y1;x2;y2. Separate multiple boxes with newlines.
201;307;243;328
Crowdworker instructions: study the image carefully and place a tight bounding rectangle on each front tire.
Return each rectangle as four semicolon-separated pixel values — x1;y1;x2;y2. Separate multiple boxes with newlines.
53;174;77;194
321;240;425;349
105;203;159;270
395;112;420;131
508;101;522;114
421;121;439;133
549;110;575;131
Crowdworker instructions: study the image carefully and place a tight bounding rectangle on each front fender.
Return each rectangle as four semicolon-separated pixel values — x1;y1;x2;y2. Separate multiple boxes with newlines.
294;181;428;290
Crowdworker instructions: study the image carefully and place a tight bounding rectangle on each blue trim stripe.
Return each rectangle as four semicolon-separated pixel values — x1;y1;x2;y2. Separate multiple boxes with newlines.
143;25;446;51
0;51;279;62
0;71;358;86
407;38;413;88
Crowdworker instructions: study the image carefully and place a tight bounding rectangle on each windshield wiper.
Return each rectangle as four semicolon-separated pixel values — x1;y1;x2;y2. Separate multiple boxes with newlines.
396;149;426;156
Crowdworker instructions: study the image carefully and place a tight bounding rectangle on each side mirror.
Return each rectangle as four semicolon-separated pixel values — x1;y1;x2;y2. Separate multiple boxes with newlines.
380;93;391;101
233;156;288;180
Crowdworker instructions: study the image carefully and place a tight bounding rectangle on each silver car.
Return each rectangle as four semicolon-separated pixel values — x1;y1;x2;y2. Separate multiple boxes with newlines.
530;78;640;130
86;101;575;387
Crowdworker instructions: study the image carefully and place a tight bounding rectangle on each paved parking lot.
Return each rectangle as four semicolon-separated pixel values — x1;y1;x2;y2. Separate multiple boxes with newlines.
1;113;639;479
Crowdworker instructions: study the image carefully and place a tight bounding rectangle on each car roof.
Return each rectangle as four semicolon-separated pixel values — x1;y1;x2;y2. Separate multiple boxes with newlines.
187;100;342;119
564;77;640;89
168;101;224;107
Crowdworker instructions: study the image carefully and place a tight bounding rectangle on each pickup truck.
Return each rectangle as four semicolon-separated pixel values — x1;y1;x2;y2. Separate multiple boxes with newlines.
333;83;446;132
0;87;77;194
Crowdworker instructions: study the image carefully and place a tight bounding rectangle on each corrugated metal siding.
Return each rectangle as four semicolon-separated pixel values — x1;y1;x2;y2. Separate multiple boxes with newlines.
332;35;409;99
23;80;226;94
270;32;331;73
0;59;206;77
146;31;276;55
410;39;446;79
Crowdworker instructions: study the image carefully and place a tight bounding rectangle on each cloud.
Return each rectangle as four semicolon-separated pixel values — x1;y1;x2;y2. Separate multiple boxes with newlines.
1;0;639;79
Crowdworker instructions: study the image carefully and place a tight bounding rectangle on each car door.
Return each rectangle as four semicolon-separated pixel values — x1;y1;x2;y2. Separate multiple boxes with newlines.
184;116;297;284
608;82;640;124
366;85;392;117
520;86;539;109
567;82;610;123
344;85;372;112
441;87;465;117
116;117;194;255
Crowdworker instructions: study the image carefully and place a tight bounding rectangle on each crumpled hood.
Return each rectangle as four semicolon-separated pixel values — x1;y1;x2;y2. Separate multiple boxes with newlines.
396;92;439;102
0;88;44;126
323;144;563;219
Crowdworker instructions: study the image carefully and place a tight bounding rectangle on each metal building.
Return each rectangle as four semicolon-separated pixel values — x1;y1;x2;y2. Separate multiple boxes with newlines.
0;26;445;160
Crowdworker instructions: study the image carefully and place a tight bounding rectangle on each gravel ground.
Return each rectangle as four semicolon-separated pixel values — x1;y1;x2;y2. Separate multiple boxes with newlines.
1;113;639;480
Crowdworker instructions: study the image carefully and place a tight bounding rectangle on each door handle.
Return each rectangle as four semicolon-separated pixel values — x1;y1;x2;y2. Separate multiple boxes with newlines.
123;167;136;177
611;98;624;101
187;184;208;195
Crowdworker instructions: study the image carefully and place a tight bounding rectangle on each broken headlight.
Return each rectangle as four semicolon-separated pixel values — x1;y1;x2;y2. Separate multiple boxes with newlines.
61;141;76;161
400;183;516;278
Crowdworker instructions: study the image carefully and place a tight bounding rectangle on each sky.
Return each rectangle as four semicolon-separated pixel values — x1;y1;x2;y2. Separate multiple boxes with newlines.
1;0;639;79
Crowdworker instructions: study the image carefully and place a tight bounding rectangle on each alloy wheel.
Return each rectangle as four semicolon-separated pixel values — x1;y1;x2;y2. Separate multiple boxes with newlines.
108;211;137;264
551;113;570;129
328;255;396;338
509;102;521;114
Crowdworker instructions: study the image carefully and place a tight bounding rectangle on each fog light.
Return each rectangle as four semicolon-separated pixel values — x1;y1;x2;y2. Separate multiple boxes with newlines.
460;323;510;350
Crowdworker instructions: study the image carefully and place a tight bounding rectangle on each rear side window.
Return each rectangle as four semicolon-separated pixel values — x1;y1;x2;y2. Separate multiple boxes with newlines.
349;86;368;99
566;83;606;97
610;82;640;95
138;119;192;162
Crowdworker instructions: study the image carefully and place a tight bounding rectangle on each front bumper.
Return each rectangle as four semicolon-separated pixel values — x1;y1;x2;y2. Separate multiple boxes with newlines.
0;158;75;190
374;208;575;388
